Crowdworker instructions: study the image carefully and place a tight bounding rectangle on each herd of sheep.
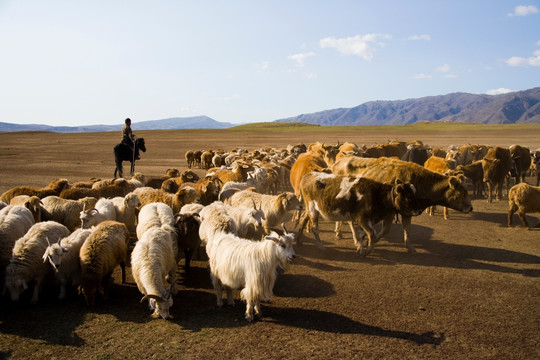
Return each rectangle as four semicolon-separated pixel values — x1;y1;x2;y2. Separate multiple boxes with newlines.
0;140;539;322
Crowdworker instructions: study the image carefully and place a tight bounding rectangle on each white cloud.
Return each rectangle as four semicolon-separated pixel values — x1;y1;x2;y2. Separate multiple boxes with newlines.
435;64;451;73
254;61;269;71
444;74;458;79
412;73;432;80
506;49;540;66
486;88;513;95
288;52;315;67
319;34;392;60
508;5;539;16
407;34;431;41
305;72;317;79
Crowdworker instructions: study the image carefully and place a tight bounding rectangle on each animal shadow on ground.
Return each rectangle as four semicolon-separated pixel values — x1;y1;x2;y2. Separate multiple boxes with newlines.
265;307;445;346
400;235;540;277
273;274;336;298
0;290;87;346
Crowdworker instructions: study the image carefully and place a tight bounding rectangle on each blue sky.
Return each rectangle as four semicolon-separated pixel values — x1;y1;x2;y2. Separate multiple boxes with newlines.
0;1;539;126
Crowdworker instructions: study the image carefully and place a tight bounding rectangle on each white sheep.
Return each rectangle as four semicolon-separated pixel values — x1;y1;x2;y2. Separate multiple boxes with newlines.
205;227;296;321
42;228;93;299
0;206;35;272
180;203;205;216
78;221;130;305
224;190;302;233
131;226;178;319
5;221;70;303
9;195;42;223
109;192;141;233
198;202;238;246
41;196;99;231
79;198;116;229
136;203;179;262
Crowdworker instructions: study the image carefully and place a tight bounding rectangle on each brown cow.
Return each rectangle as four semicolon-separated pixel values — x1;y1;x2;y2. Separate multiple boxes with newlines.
481;147;513;202
423;156;462;219
509;144;532;184
332;156;472;253
297;172;420;256
457;160;485;198
289;152;330;197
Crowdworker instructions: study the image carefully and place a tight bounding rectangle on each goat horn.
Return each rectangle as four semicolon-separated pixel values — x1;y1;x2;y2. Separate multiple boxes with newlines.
140;294;166;303
281;223;288;234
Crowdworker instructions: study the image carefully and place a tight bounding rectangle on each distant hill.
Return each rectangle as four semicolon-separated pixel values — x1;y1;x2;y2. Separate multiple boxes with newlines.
2;88;539;132
275;87;540;126
0;116;234;133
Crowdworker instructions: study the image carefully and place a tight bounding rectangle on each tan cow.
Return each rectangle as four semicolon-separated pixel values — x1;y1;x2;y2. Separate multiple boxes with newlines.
297;172;421;256
332;156;472;253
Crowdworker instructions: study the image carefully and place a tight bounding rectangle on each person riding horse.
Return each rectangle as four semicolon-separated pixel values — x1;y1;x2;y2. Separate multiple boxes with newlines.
121;118;139;160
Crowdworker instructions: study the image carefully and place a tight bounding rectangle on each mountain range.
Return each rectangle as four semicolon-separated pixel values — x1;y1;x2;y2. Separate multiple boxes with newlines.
276;87;540;126
1;87;539;132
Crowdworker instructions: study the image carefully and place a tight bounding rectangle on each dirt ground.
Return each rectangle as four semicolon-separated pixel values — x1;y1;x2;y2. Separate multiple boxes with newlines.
0;125;539;360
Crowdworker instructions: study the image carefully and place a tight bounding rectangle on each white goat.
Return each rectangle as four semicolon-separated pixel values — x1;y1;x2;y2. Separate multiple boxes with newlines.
221;203;266;240
131;226;178;319
198;202;238;246
42;228;93;299
205;227;296;321
136;203;179;262
80;198;116;229
5;221;70;303
225;190;302;233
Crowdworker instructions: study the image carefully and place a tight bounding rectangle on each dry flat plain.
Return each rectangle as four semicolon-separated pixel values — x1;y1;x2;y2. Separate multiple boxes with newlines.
0;123;539;360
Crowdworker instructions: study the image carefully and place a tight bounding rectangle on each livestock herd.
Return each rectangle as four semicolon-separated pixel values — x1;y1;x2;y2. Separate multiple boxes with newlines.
1;140;539;322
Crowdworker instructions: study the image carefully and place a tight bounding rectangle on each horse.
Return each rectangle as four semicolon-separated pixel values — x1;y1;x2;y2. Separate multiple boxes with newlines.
114;137;146;178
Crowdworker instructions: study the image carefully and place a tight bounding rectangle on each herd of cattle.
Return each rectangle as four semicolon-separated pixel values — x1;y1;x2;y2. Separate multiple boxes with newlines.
0;140;539;321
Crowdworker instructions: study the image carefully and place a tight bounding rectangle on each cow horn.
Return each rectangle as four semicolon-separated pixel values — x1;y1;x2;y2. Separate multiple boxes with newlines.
141;294;166;303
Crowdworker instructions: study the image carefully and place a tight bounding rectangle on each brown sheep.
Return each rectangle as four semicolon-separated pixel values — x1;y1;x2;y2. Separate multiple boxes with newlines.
144;168;181;189
179;177;222;206
78;221;129;305
134;186;200;214
508;182;540;229
210;164;253;185
59;179;133;200
160;170;201;193
1;179;70;203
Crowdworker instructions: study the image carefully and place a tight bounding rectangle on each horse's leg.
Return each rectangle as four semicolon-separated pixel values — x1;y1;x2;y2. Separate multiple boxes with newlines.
130;160;134;176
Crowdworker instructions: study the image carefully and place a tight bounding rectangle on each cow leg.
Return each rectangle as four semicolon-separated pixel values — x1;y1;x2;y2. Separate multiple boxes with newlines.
357;219;376;256
295;210;310;245
335;221;343;239
375;215;394;242
401;215;416;254
308;215;325;251
443;207;449;220
347;221;364;248
486;182;493;203
497;181;504;201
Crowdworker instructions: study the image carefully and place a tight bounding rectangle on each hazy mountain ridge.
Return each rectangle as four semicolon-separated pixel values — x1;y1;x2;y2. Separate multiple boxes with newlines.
1;88;539;132
275;87;540;125
0;116;233;133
